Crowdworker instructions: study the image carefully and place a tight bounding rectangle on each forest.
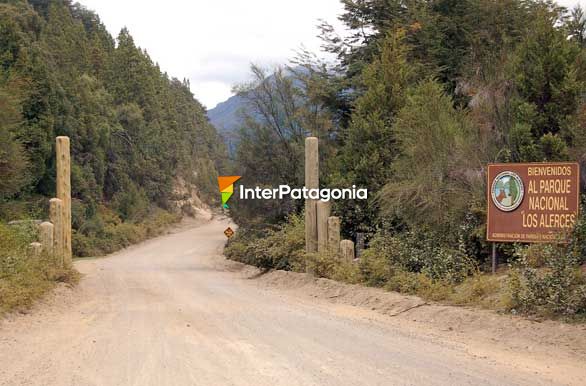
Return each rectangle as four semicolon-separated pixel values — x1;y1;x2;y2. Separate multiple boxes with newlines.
225;0;586;319
0;0;224;249
0;0;224;312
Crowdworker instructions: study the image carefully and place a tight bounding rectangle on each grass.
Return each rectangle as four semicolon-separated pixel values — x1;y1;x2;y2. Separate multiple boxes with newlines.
0;223;79;316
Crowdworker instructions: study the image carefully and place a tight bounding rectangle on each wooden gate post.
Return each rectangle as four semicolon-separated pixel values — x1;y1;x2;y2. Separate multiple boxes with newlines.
317;201;331;253
56;136;72;265
50;198;64;266
39;222;54;256
340;240;355;262
327;216;340;254
305;137;319;254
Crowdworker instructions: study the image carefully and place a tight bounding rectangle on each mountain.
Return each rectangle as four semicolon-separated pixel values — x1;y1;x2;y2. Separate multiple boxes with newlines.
207;94;249;154
207;67;306;155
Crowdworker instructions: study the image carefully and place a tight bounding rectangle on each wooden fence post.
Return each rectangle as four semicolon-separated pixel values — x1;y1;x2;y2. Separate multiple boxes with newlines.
327;216;340;254
39;222;54;256
305;137;319;254
56;136;72;265
340;240;355;262
317;201;331;253
50;198;64;267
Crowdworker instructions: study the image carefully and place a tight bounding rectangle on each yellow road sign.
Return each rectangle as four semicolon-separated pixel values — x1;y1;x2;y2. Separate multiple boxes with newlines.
224;227;235;238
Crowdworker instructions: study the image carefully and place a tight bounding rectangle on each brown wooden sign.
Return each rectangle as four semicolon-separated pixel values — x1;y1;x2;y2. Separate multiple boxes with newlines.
486;162;580;243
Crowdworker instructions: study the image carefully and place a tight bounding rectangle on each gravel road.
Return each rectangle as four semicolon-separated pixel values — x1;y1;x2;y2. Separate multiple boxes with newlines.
1;217;584;386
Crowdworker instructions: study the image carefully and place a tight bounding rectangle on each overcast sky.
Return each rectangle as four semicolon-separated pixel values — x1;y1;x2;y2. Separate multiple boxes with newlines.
79;0;585;109
78;0;345;109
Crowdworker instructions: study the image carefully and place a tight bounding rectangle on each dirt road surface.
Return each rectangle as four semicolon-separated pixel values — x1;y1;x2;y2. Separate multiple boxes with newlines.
1;217;585;386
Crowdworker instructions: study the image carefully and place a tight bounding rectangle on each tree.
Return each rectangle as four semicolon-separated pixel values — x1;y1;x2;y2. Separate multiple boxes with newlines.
332;30;421;238
380;79;482;238
0;0;224;237
0;75;28;198
230;64;334;225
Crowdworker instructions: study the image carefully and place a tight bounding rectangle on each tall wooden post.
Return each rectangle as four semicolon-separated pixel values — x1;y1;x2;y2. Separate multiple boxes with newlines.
50;198;64;266
56;136;72;265
340;240;355;262
327;216;340;254
317;201;331;253
305;137;319;254
39;222;54;256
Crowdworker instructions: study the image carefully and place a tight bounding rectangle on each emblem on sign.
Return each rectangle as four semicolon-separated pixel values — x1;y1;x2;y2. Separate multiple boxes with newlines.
491;171;524;212
224;227;235;238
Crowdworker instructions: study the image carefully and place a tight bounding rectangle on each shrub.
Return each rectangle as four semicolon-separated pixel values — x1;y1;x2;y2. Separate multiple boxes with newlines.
358;247;396;287
225;214;306;270
384;269;453;301
506;205;586;318
72;206;180;257
508;243;586;317
112;183;150;222
517;243;557;268
305;252;339;278
451;274;504;308
0;223;78;315
331;260;362;284
358;230;476;285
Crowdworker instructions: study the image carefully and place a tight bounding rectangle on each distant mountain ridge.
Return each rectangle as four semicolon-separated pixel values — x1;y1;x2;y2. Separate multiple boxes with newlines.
207;94;248;154
207;67;305;154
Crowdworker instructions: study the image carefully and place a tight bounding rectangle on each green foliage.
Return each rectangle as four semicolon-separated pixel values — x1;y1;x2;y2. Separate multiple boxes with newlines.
0;1;224;255
0;125;28;198
512;7;583;138
0;69;29;198
450;274;505;308
508;245;586;317
229;64;335;227
112;182;149;222
380;79;481;235
229;0;586;320
333;30;420;238
72;206;179;257
224;213;306;270
360;230;476;284
507;206;586;318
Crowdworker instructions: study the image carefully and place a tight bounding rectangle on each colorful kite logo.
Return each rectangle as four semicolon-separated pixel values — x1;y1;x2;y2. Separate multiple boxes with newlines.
218;176;241;209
